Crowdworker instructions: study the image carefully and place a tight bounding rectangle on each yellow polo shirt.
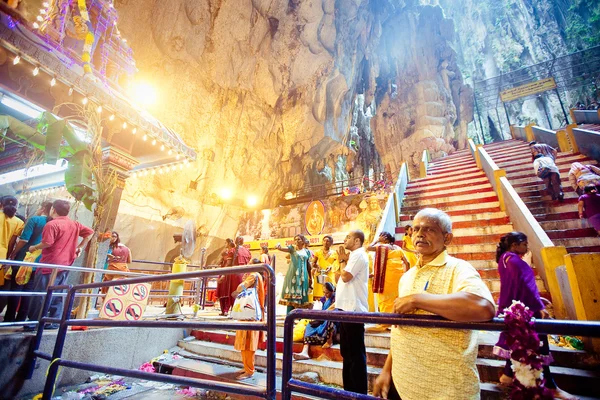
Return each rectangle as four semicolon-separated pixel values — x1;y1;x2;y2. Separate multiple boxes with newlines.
0;213;24;259
390;251;494;400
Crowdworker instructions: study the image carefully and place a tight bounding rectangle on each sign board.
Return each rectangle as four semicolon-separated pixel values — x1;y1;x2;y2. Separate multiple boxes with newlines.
244;233;347;251
500;77;557;102
99;282;151;321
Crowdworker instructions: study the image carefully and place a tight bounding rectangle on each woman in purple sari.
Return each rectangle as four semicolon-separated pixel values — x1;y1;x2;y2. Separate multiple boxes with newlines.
494;232;576;399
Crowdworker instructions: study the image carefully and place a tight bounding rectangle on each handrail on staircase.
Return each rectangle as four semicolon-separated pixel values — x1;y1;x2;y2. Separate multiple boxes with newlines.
571;109;600;125
468;139;482;168
372;162;410;239
419;149;430;178
472;146;571;320
26;262;278;400
280;309;600;400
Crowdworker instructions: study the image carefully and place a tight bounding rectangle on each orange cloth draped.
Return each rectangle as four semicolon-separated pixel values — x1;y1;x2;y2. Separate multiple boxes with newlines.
378;249;408;313
372;245;390;293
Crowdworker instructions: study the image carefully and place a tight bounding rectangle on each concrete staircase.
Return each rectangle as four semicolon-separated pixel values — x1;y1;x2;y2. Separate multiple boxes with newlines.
482;139;600;254
169;316;600;399
396;148;545;301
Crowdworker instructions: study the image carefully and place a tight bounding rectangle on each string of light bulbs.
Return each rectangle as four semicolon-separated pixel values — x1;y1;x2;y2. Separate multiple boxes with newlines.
7;49;192;162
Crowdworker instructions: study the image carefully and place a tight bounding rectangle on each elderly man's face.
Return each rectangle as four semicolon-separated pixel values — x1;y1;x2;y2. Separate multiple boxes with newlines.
412;215;452;257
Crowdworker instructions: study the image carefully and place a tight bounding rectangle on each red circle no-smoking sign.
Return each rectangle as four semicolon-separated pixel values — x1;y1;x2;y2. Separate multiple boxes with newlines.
104;298;123;318
125;303;143;321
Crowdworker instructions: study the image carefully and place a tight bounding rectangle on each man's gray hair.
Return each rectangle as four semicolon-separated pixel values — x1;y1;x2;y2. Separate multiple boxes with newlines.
414;208;452;233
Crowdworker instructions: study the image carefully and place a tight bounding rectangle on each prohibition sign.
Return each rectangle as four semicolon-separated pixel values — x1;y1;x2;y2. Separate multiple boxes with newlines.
113;284;130;296
125;303;143;321
132;284;149;301
104;298;123;318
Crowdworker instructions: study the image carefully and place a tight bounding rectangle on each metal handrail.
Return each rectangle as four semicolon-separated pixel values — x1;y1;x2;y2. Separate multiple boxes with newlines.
281;309;600;400
31;262;277;400
0;259;150;277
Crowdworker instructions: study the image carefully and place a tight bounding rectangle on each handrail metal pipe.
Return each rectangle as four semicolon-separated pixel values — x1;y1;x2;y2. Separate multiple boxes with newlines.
42;286;76;399
33;351;52;360
0;259;150;276
71;264;271;290
266;256;277;399
49;359;267;398
287;379;379;400
281;310;600;400
131;259;204;269
60;319;268;331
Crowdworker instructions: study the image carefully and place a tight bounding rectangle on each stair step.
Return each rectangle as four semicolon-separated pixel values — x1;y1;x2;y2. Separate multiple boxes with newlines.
410;170;484;185
547;228;599;239
404;184;494;202
403;192;498;208
405;176;490;194
403;201;501;214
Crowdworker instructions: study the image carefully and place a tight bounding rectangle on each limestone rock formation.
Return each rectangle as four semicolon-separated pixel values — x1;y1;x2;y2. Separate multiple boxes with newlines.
109;0;476;248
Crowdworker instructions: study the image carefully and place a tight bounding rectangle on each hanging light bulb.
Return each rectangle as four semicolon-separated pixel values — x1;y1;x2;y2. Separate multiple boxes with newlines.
43;1;49;6
96;105;103;113
131;172;137;178
151;169;156;175
33;66;40;76
176;154;180;160
40;8;47;14
50;77;56;86
180;164;183;170
82;96;88;105
160;144;165;151
122;121;127;129
32;22;40;29
68;87;74;96
36;15;43;22
132;127;137;134
13;55;20;65
168;149;172;155
151;139;156;146
142;134;147;141
159;168;164;174
109;114;115;121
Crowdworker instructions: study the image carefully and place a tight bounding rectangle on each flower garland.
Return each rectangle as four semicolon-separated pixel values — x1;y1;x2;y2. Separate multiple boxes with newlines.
499;301;553;399
77;0;94;74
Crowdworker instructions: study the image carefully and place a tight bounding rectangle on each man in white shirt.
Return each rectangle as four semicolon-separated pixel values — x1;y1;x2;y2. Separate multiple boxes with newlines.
336;229;369;394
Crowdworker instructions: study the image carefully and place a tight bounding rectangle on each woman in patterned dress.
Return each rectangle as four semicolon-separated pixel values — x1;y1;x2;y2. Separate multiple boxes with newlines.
277;234;312;314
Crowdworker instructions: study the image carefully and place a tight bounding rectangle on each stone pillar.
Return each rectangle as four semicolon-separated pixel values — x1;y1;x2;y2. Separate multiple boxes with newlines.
97;146;139;235
77;146;138;318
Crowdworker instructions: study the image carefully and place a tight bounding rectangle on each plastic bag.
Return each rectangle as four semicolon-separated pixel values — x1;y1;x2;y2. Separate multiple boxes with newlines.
15;265;33;285
293;319;309;342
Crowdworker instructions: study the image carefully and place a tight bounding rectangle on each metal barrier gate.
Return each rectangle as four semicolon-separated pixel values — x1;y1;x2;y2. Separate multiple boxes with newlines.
281;309;600;400
18;262;277;400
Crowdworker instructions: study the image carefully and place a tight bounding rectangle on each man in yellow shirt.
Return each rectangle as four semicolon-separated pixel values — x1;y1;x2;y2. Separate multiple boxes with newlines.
311;235;338;298
373;208;495;400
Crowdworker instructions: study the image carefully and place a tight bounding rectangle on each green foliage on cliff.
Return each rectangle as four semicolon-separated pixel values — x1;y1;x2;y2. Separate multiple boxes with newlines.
565;0;600;50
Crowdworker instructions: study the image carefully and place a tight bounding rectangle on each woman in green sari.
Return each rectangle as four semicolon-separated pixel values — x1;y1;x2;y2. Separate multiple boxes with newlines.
277;234;312;314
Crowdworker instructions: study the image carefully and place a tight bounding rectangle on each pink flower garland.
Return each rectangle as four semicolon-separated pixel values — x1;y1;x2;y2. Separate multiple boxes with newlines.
500;301;552;399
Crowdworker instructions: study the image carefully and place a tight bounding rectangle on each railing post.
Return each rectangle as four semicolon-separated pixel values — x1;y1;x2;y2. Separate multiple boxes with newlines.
569;108;576;125
281;310;297;400
565;124;580;153
266;257;277;400
525;123;535;142
42;286;76;400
